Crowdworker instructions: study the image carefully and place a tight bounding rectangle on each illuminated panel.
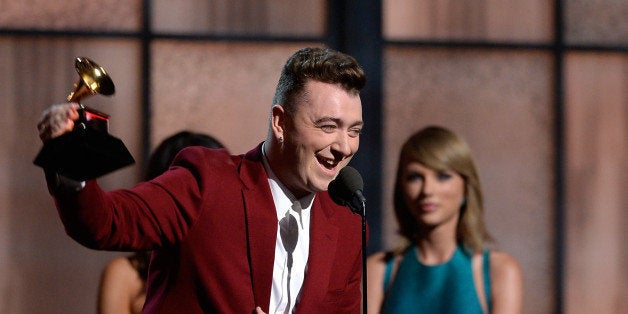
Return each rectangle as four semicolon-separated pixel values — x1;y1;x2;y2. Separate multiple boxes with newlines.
383;0;552;42
152;0;325;37
0;0;141;31
565;0;628;46
565;52;627;314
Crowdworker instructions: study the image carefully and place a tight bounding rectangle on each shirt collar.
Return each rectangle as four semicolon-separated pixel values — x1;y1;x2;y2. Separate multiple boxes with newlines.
261;142;314;228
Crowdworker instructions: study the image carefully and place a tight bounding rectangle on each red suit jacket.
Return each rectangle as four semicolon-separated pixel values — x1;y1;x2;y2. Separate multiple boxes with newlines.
50;143;364;313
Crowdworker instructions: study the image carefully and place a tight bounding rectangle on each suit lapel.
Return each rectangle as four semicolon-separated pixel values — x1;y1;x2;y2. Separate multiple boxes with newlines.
296;195;338;309
238;144;341;311
239;145;276;310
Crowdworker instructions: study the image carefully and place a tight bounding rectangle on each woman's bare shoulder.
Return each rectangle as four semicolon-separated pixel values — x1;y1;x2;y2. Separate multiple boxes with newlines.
367;251;388;271
102;256;139;282
490;250;522;279
489;250;524;313
367;251;388;262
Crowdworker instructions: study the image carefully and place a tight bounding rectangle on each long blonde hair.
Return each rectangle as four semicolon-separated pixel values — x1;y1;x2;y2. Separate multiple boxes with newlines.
393;126;492;253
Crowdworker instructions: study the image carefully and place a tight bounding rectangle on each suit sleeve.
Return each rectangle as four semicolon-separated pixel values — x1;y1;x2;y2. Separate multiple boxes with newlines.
50;147;233;251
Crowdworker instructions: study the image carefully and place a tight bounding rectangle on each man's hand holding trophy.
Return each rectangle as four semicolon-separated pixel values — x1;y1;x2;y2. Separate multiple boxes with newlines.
34;57;134;181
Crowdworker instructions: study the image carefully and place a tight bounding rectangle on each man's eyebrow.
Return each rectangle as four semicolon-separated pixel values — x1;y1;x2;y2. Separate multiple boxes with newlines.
315;117;364;127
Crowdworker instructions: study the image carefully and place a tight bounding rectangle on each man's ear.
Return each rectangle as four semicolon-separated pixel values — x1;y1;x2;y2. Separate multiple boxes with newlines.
271;105;286;138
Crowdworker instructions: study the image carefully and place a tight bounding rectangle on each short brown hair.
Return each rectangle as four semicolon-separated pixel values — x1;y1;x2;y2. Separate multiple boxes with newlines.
272;47;366;115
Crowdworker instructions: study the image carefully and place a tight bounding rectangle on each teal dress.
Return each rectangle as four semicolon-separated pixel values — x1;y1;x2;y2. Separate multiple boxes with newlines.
381;246;491;314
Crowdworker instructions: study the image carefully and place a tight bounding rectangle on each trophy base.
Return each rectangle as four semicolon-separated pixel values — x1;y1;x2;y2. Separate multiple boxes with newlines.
34;128;135;181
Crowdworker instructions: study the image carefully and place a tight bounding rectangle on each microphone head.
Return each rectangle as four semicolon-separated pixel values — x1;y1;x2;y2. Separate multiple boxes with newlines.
328;166;364;206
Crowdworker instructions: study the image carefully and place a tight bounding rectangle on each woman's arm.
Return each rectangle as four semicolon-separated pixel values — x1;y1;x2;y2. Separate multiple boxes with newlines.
366;252;388;314
490;251;524;314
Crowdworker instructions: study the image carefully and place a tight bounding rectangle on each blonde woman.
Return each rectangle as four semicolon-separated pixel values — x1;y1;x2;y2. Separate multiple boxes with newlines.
367;126;523;314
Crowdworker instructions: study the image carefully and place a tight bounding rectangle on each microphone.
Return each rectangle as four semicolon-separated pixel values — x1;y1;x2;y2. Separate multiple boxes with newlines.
328;166;368;312
328;166;366;216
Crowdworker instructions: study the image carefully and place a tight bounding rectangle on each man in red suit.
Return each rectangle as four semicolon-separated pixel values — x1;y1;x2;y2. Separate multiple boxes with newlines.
38;47;367;313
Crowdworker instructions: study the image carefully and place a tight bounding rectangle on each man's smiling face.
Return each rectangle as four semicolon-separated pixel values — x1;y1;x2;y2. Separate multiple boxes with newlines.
278;80;363;198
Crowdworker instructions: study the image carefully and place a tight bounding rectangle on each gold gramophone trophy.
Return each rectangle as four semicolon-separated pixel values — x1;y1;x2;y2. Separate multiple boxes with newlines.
34;57;135;181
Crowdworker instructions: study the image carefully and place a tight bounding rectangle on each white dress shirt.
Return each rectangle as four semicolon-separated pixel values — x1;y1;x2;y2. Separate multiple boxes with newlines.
261;146;313;314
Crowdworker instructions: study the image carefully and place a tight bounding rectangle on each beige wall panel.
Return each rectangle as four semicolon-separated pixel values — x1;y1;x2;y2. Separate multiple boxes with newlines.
151;41;320;155
564;52;627;314
565;0;628;46
152;0;325;36
0;0;141;31
0;37;142;314
383;47;554;313
384;0;552;42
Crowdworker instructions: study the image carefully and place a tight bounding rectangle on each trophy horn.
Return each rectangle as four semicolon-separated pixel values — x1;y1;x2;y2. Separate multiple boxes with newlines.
67;57;115;103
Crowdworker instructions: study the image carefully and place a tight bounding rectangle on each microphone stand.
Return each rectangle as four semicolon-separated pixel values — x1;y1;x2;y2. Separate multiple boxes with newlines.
328;166;368;313
360;200;367;314
348;193;367;313
347;193;367;312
